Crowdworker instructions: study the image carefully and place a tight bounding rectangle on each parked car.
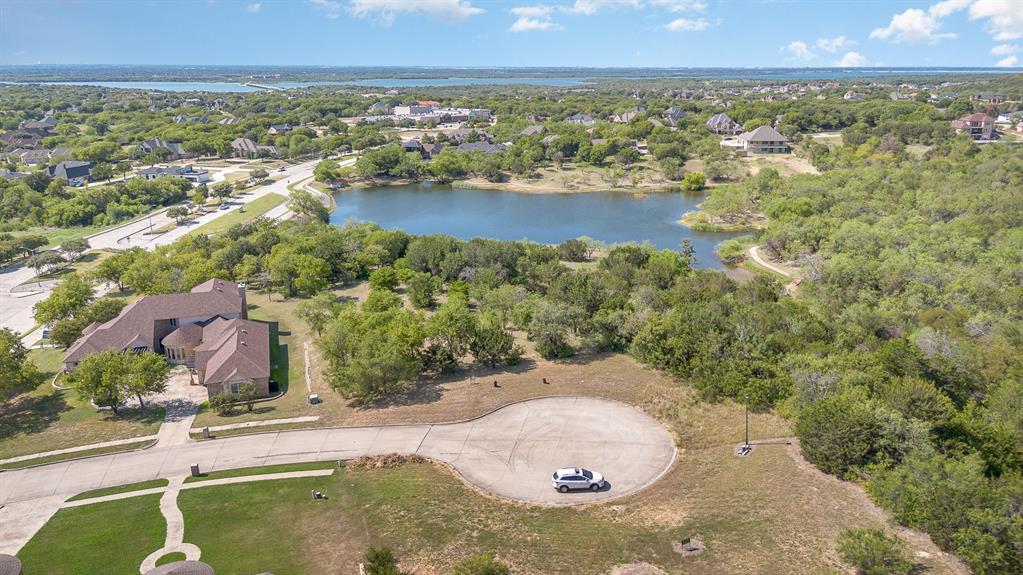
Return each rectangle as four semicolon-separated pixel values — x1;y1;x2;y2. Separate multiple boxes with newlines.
552;467;605;493
276;166;286;172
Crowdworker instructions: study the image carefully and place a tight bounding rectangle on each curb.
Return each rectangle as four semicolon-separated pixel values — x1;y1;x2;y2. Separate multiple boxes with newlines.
0;438;159;472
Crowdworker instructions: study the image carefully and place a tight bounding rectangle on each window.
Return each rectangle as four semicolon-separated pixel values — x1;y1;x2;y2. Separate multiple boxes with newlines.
170;318;178;327
229;382;240;394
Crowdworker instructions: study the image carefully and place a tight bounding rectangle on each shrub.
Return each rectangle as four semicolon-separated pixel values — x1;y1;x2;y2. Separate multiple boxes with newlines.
836;528;912;575
208;392;236;416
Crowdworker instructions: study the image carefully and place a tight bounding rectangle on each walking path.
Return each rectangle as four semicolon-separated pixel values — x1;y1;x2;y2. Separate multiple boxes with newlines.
192;416;320;434
138;477;201;573
0;397;675;553
748;245;803;294
0;435;158;467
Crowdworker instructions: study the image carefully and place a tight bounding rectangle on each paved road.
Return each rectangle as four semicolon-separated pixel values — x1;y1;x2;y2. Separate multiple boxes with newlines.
0;396;675;552
0;160;320;344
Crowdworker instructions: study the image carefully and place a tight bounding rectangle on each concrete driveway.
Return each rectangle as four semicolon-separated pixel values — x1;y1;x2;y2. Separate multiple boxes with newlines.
0;397;675;551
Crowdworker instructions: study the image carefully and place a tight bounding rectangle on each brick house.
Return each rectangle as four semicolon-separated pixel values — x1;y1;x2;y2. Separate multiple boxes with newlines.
951;113;997;140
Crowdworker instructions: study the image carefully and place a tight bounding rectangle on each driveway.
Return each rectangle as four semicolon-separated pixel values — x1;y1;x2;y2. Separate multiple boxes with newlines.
0;396;675;551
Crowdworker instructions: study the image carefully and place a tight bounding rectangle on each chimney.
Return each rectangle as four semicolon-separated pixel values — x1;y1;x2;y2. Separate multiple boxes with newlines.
238;283;248;319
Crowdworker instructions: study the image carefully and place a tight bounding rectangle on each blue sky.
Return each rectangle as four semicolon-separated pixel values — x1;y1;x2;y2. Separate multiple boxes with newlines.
1;1;1020;68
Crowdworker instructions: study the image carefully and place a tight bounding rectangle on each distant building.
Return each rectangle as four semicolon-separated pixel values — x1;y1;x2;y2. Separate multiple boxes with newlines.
401;139;424;154
267;123;293;135
456;141;507;154
566;113;596;126
843;91;866;101
138;138;192;160
17;116;57;135
706;112;742;135
218;117;243;125
448;128;492;144
972;93;1007;104
137;164;211;184
46;160;94;181
951;113;997;140
231;138;277;159
663;106;686;127
519;125;545;137
733;126;790;154
421;142;445;160
64;279;271;396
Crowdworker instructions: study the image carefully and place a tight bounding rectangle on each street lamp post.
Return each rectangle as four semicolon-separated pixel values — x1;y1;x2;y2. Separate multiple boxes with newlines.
744;392;750;449
147;205;155;233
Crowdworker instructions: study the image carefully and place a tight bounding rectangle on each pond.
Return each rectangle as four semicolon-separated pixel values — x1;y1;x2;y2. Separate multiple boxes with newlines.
330;183;745;269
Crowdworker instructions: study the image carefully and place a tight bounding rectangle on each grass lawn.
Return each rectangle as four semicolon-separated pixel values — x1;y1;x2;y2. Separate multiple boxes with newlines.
0;439;156;470
17;494;165;575
184;461;337;483
66;478;170;502
16;250;116;287
156;553;187;566
0;348;164;460
185;193;286;237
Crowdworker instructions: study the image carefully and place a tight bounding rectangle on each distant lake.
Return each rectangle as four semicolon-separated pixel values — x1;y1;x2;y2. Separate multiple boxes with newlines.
331;183;744;269
347;77;590;87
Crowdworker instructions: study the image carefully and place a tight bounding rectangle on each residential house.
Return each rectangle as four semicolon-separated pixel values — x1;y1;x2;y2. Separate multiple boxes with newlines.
456;142;507;154
267;124;293;136
541;134;560;145
46;160;94;182
706;113;742;135
733;126;790;154
468;109;493;120
218;117;243;125
447;128;492;144
663;107;686;127
648;118;664;128
0;132;43;149
843;91;866;101
421;142;445;160
18;116;57;135
611;108;644;124
138;165;211;184
401;139;424;154
520;125;545;137
972;93;1007;104
64;279;271;396
951;113;997;140
231;138;277;159
367;101;391;114
566;113;596;126
138;138;193;160
172;115;208;124
0;168;28;181
9;148;52;165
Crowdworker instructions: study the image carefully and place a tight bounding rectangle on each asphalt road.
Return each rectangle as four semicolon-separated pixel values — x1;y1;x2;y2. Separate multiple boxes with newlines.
0;397;676;552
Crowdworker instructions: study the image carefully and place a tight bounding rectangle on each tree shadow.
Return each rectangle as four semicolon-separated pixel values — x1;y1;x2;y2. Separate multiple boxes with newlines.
0;392;68;439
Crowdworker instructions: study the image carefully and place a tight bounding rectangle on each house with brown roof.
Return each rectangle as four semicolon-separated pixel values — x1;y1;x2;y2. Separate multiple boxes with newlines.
951;113;997;141
733;126;790;154
64;279;271;396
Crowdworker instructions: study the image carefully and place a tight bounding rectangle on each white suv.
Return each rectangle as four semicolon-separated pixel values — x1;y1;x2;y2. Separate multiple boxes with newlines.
552;467;606;493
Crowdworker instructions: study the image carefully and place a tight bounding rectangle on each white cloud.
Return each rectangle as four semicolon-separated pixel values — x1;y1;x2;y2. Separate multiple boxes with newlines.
928;0;971;18
969;0;1023;41
992;43;1020;55
348;0;484;23
664;17;708;31
308;0;342;19
781;41;817;61
509;5;563;32
996;55;1019;67
649;0;706;12
870;8;955;43
815;35;854;53
834;51;868;66
245;2;262;12
566;0;641;16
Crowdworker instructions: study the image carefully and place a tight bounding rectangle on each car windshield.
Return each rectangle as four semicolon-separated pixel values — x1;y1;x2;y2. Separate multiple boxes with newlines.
582;469;593;479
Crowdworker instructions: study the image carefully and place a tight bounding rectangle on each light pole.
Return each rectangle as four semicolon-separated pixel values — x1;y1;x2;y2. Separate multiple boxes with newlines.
743;392;750;449
147;205;155;233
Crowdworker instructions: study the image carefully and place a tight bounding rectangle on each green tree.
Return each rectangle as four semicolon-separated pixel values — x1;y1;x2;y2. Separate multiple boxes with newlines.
836;528;912;575
238;382;259;411
0;327;39;396
682;171;707;191
34;272;94;325
796;390;883;478
286;188;329;222
66;350;127;413
469;314;517;368
95;249;139;291
167;206;190;224
528;300;574;359
368;266;400;291
208;392;235;416
406;272;437;309
123;352;169;409
296;292;338;337
363;546;404;575
59;238;90;262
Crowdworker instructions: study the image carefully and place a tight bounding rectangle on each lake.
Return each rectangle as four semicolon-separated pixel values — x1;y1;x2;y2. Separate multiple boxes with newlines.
330;183;744;269
4;77;589;92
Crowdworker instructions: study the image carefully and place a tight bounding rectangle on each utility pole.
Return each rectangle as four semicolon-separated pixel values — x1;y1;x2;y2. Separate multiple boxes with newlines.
744;392;750;449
